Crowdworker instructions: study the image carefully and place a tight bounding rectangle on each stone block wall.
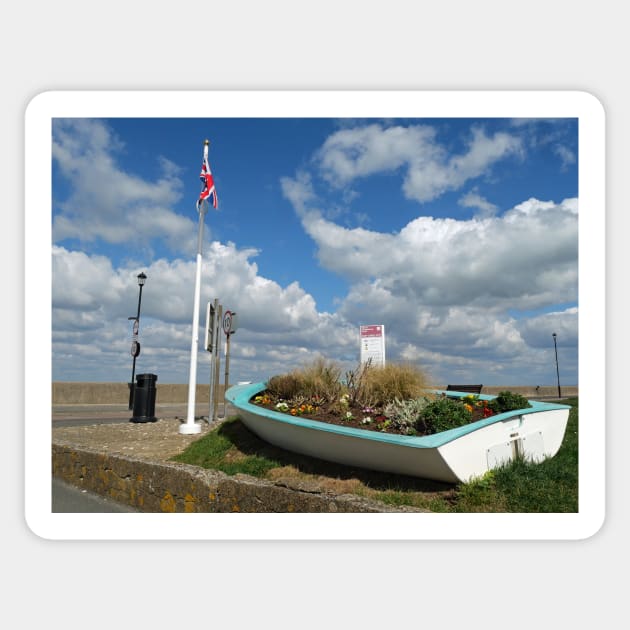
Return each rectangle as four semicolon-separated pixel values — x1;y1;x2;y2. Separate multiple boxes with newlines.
52;445;425;513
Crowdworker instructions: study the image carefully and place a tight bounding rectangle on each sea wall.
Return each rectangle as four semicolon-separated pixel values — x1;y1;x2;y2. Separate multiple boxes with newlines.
52;382;578;404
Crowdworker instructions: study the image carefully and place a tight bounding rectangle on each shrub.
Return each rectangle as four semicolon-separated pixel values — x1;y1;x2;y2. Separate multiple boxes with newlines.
359;362;432;407
416;397;473;434
383;396;435;434
266;373;302;400
298;357;343;402
267;357;343;403
487;391;532;415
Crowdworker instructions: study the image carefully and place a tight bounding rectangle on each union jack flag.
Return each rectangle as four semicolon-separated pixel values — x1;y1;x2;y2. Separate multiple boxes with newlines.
197;143;218;210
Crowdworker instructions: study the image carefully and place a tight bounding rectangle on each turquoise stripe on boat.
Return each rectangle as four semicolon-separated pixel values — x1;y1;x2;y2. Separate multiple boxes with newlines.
225;382;571;449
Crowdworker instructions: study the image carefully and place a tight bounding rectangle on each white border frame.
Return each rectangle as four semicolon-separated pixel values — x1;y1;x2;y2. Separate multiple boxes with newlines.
25;91;605;540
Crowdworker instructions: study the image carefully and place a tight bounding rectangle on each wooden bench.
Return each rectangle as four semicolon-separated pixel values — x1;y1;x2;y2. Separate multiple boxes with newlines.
446;384;483;394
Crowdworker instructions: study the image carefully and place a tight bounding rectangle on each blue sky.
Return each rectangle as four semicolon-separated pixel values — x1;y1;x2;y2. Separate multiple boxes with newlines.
51;116;578;386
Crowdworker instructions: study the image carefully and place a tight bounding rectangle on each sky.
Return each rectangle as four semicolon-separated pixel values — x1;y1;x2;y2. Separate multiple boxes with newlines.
51;116;579;386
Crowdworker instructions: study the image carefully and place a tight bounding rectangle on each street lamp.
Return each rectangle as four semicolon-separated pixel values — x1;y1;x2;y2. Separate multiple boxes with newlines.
128;272;147;410
552;332;561;399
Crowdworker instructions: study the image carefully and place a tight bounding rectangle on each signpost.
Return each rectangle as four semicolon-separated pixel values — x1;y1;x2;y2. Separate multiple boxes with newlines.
203;300;238;422
222;310;238;396
360;324;386;367
205;299;219;421
212;303;223;422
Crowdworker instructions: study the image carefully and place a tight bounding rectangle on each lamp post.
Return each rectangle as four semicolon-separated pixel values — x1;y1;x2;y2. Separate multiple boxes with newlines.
552;332;561;399
128;272;147;410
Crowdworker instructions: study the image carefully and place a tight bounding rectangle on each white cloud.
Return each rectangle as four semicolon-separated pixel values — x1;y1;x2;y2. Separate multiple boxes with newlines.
316;123;523;203
280;154;578;384
554;144;577;170
52;119;197;255
296;196;577;311
51;243;359;383
458;188;499;217
516;307;578;349
317;124;438;185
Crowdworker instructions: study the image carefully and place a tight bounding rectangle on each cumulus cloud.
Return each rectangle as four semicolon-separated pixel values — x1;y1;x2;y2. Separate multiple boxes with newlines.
295;194;577;311
51;243;359;383
316;123;523;203
280;137;578;385
52;119;198;255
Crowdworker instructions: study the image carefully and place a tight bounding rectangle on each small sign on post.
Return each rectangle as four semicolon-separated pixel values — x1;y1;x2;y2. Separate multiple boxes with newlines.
360;324;386;367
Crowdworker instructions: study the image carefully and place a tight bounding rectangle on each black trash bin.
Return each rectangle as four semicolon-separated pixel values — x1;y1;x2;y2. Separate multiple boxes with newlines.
130;373;158;423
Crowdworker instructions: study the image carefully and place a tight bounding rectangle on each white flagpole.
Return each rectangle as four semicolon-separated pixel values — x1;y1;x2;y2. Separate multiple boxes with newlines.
180;140;211;435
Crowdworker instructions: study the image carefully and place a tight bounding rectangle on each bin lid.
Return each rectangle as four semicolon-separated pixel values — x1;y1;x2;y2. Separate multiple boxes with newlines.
136;373;158;382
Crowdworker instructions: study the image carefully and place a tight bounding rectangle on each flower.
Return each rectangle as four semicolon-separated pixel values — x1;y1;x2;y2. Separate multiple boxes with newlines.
362;417;372;424
345;411;354;421
275;402;289;412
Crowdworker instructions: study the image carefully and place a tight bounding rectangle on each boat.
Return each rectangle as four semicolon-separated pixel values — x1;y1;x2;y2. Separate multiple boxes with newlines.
224;382;571;483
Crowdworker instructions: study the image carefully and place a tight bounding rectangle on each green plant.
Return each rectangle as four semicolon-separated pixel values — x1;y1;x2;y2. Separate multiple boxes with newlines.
383;396;435;434
416;397;473;434
487;391;532;415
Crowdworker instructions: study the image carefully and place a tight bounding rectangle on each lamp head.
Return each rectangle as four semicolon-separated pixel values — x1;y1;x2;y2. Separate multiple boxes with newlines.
137;272;147;286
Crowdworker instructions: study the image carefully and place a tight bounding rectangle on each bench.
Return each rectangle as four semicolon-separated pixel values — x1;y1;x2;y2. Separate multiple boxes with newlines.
446;384;483;394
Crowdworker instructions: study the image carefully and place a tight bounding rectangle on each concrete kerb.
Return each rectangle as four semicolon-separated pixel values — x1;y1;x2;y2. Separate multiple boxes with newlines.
52;442;426;513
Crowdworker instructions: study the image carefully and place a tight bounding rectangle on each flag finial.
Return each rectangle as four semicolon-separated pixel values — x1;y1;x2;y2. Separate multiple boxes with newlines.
204;139;210;146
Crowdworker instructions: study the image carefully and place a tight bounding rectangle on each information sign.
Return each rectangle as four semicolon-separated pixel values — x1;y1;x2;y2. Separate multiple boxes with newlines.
360;325;386;367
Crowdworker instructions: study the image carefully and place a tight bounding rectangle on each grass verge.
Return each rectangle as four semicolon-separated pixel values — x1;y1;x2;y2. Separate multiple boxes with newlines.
172;397;578;512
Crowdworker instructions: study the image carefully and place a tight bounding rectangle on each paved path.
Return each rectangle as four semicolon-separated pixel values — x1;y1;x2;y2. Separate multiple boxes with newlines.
52;478;139;512
52;402;234;427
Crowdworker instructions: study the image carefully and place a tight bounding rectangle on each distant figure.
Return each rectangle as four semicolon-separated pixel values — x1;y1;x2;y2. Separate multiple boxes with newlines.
535;385;540;393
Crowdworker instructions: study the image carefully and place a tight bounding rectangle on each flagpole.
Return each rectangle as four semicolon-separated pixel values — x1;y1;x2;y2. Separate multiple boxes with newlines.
180;140;211;435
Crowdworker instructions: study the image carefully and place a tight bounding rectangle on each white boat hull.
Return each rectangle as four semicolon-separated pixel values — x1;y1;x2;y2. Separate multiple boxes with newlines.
225;383;571;483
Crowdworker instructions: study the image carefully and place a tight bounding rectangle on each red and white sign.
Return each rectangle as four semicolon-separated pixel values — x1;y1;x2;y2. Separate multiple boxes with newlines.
360;324;386;366
360;325;383;337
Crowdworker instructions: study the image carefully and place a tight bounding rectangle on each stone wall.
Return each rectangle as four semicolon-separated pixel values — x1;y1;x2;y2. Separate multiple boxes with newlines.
52;445;425;513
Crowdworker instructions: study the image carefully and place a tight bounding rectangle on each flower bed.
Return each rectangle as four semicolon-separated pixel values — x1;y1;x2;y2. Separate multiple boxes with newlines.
251;389;532;437
227;381;571;483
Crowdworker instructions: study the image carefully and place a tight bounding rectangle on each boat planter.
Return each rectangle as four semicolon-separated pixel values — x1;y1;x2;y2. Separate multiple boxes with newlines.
225;382;571;483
